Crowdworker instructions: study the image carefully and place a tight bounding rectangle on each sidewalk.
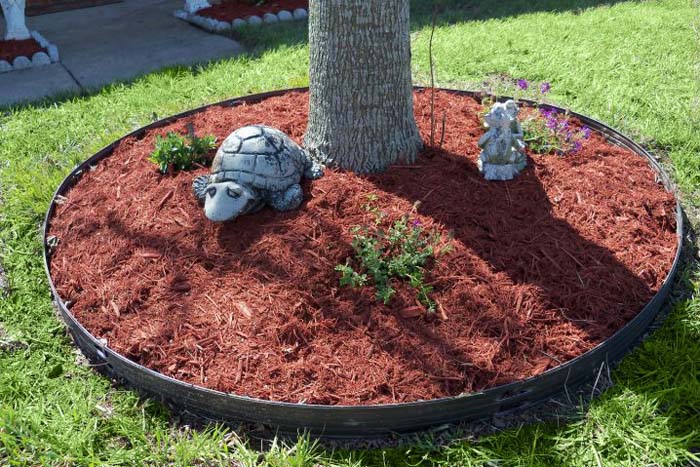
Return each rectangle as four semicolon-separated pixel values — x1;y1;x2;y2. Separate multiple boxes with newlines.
0;0;242;107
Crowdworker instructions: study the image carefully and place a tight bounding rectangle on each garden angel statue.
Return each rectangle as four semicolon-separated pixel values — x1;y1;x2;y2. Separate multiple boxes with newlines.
477;99;527;181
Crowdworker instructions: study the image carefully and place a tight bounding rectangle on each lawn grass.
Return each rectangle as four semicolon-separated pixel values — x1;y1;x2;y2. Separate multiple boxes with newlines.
1;0;699;465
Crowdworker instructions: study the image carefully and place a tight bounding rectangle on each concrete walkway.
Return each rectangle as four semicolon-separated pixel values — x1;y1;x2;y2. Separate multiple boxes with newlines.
0;0;242;107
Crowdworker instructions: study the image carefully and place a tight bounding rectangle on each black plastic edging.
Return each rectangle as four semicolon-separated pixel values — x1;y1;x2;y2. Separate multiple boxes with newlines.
42;87;683;439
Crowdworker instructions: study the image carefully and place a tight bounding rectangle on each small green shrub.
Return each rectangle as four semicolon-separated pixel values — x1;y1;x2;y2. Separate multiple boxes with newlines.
148;129;217;174
335;195;452;314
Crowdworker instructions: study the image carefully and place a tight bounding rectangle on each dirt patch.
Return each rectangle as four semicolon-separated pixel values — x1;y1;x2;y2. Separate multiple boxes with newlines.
0;39;45;63
198;0;308;21
47;89;677;405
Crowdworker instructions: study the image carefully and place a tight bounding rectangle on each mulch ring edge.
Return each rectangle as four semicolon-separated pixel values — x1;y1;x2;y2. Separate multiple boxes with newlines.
41;87;684;438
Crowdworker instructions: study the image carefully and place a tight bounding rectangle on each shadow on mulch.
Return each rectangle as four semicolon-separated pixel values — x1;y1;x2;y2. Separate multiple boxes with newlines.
367;146;658;346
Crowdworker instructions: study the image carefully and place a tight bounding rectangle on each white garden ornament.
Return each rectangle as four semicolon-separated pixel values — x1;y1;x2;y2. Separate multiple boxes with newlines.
0;0;60;73
174;1;308;33
183;0;210;14
1;0;30;41
477;100;527;181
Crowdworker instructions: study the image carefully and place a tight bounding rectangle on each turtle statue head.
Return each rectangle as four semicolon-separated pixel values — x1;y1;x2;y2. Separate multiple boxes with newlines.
192;125;324;223
193;176;262;222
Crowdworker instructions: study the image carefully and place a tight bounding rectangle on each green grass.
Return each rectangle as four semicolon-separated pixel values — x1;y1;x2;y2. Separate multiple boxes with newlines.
1;0;699;465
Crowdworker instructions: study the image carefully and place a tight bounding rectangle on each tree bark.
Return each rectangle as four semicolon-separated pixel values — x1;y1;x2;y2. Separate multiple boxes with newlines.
1;0;30;41
304;0;423;173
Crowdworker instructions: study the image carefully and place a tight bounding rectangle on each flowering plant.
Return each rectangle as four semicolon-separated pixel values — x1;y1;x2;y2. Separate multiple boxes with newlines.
506;78;592;155
479;77;552;119
335;196;451;314
523;107;592;155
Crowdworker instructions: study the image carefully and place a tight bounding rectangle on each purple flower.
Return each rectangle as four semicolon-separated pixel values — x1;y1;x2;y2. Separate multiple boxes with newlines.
540;82;551;94
517;79;529;90
581;126;592;139
540;107;557;119
411;219;422;228
573;141;583;152
546;117;558;130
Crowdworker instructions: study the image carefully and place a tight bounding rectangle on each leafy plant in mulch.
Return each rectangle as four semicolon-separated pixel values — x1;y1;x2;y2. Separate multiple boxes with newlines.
148;126;216;174
336;195;452;314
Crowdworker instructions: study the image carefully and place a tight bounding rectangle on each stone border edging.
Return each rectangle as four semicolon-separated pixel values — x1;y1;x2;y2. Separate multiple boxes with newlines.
174;7;308;33
0;31;60;74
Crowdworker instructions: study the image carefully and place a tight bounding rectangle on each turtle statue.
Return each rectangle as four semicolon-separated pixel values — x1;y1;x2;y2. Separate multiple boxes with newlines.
193;125;324;222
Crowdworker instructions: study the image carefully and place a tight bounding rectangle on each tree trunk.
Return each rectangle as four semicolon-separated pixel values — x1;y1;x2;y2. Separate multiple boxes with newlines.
304;0;422;173
1;0;30;41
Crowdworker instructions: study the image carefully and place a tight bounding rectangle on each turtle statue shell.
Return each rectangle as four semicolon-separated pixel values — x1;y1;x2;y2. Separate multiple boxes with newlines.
210;125;308;190
193;125;324;222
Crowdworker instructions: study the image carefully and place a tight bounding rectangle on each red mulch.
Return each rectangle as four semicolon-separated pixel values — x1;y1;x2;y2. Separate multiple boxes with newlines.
198;0;308;21
0;38;45;63
48;90;677;405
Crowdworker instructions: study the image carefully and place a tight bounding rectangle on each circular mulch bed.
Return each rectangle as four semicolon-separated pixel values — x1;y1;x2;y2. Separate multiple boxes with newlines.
0;38;45;63
198;0;308;21
47;89;677;406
